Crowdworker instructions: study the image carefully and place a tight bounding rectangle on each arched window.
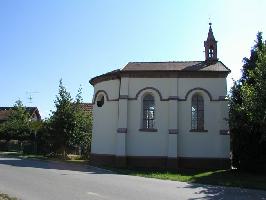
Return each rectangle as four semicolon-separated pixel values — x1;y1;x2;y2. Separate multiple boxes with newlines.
143;94;155;129
191;94;204;131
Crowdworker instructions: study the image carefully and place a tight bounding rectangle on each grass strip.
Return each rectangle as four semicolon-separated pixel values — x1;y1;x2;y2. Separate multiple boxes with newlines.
0;193;17;200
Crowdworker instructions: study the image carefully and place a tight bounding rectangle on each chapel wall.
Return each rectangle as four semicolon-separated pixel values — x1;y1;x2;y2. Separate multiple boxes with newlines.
177;78;230;158
126;78;175;156
125;77;229;158
91;79;120;155
91;76;230;160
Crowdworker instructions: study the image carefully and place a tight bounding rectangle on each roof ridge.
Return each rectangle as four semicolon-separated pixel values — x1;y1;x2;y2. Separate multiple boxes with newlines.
128;61;203;64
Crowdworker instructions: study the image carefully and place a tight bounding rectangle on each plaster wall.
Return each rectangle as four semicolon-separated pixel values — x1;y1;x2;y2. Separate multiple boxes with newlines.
178;78;227;99
178;93;229;158
127;89;169;156
93;79;120;100
128;78;175;99
91;80;119;155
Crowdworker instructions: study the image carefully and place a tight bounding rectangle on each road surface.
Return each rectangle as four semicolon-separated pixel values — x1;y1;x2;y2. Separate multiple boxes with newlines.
0;156;266;200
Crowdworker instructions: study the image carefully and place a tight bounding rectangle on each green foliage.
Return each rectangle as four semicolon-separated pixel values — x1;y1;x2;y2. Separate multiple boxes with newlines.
0;81;92;157
0;101;47;153
49;80;92;158
0;100;31;141
70;105;92;157
33;119;52;154
230;32;266;171
49;79;74;156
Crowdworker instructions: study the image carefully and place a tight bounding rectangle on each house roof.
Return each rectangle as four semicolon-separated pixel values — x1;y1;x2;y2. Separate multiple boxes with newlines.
0;110;11;121
0;107;41;121
78;103;93;113
89;61;230;85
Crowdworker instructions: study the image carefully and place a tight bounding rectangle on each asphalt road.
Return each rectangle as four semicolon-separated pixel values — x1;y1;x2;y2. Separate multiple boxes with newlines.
0;157;266;200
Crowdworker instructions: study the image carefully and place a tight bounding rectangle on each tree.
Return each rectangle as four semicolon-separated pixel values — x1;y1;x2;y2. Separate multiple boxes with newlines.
70;88;92;157
34;119;52;154
29;120;43;153
0;100;31;141
49;80;92;158
49;79;74;157
230;32;266;171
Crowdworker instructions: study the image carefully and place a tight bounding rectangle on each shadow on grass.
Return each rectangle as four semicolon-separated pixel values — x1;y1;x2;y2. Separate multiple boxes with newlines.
190;169;266;190
98;165;266;191
184;183;266;200
185;170;266;199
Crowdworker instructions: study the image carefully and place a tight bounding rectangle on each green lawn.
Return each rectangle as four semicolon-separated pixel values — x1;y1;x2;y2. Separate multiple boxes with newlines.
96;166;266;191
0;193;17;200
0;151;47;159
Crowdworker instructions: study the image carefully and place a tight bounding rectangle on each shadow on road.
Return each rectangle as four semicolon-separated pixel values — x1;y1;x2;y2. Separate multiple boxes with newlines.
0;156;113;174
182;183;266;200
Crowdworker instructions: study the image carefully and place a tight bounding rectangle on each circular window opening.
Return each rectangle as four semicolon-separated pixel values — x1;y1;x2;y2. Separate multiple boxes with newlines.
97;95;104;107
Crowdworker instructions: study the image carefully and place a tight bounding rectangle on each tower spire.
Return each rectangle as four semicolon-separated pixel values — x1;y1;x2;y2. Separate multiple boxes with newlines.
204;22;218;62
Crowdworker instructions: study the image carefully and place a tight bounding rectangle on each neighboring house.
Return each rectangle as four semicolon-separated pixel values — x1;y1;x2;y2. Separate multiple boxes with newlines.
89;24;231;170
0;107;41;123
77;103;93;114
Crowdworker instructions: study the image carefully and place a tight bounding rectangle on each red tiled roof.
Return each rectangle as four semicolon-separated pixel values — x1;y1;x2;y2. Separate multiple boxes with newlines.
78;103;93;113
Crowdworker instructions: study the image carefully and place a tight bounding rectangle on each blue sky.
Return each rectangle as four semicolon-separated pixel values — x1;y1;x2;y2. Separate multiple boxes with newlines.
0;0;266;118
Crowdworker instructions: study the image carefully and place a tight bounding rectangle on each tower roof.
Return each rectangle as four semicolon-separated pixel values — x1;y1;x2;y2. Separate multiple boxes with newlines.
207;23;216;41
204;22;218;61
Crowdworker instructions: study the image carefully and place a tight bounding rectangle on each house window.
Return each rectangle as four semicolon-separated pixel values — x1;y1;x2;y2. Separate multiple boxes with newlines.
143;94;155;129
191;94;204;131
97;95;104;107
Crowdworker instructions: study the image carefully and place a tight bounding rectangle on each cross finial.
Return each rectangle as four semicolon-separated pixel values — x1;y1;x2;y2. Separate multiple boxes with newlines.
208;17;212;26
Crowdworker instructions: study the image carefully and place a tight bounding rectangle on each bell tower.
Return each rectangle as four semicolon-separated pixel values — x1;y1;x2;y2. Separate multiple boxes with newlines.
204;23;218;62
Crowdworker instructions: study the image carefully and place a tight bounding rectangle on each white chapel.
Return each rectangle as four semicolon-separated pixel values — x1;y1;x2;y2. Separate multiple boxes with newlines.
89;24;231;170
